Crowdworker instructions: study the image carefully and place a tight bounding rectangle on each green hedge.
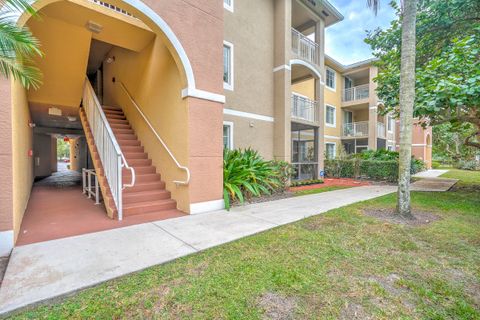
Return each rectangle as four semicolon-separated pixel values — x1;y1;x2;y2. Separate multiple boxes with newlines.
325;159;398;182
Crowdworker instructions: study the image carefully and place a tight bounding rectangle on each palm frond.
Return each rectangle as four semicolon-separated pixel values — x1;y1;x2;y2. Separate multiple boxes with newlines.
0;55;42;89
366;0;380;15
0;16;42;57
0;0;37;15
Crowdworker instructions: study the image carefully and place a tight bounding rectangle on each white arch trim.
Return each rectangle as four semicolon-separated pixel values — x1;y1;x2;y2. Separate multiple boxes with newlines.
290;59;322;81
15;0;225;104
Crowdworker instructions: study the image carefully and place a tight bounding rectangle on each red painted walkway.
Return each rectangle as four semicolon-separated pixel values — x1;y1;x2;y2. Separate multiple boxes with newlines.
17;169;184;246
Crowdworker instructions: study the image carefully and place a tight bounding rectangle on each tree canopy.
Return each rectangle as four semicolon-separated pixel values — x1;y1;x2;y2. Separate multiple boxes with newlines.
366;0;480;149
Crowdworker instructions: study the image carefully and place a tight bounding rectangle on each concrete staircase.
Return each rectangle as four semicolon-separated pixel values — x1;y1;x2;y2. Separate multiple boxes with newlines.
105;105;183;218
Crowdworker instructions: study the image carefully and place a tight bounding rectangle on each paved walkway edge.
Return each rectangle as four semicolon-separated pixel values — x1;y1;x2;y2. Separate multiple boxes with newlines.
0;185;397;316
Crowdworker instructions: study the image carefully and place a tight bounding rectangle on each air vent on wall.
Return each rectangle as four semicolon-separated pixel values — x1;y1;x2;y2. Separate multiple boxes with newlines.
48;107;62;116
86;20;103;33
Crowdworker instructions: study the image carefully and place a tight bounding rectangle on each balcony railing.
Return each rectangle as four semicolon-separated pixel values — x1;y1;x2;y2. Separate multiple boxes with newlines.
342;121;369;138
291;95;319;123
291;28;320;66
342;84;370;102
377;122;386;139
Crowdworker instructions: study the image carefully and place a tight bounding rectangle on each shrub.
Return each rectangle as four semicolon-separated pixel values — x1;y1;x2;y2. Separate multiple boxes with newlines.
411;158;427;174
358;149;399;161
359;160;398;182
431;160;441;169
223;148;289;209
290;179;324;187
324;159;356;178
454;160;479;171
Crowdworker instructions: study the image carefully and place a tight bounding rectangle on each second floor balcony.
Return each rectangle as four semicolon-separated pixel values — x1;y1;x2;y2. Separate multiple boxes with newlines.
342;121;369;138
291;94;319;124
377;122;386;139
291;28;320;67
342;84;370;103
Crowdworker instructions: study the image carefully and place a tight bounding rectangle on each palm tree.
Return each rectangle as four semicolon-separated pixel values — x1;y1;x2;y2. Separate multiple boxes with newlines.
0;0;42;89
367;0;417;218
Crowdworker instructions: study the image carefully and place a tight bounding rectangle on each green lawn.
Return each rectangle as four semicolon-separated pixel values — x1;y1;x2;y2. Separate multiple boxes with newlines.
12;170;480;319
441;169;480;189
294;185;352;196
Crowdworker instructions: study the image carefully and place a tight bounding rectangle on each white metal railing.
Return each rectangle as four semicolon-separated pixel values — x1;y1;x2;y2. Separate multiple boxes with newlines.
119;82;190;185
82;78;135;220
82;169;100;205
89;0;135;17
291;95;319;123
291;28;320;66
342;84;370;102
342;121;369;137
377;122;386;139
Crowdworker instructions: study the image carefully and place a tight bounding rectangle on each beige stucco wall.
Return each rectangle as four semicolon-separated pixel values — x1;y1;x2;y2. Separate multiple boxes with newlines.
324;63;342;138
12;82;34;241
0;79;13;234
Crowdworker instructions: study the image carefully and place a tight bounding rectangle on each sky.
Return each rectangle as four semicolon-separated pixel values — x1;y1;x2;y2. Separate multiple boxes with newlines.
324;0;397;65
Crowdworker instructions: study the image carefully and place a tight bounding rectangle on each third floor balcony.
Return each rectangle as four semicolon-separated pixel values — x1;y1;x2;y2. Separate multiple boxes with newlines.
341;84;370;105
291;94;319;124
291;28;320;67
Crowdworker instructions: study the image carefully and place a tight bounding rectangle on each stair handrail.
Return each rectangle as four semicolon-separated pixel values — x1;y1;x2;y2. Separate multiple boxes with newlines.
119;82;190;186
82;78;136;220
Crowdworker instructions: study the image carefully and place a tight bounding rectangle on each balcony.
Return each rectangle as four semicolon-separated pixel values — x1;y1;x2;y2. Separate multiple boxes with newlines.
291;95;319;124
291;28;320;67
342;121;369;138
342;84;370;103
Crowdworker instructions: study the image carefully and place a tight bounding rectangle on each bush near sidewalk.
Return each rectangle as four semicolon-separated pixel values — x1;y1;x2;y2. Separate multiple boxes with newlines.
325;150;426;182
223;148;292;209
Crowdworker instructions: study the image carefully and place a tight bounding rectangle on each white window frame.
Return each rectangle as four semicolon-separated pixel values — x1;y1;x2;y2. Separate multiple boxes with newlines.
326;67;336;91
325;142;336;159
223;0;234;12
325;104;336;128
387;115;394;133
223;41;234;91
223;121;234;150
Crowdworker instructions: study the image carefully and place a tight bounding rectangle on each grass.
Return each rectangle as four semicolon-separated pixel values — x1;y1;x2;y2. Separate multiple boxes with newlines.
10;171;480;319
441;169;480;189
293;185;352;196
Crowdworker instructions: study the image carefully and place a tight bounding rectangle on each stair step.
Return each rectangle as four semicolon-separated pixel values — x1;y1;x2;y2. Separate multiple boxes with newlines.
123;190;171;204
128;158;152;166
123;199;177;216
110;123;132;130
124;181;166;193
123;166;155;175
118;140;141;147
108;118;130;125
112;128;134;135
103;109;124;115
126;173;161;183
102;106;122;111
124;152;148;159
106;114;126;120
116;134;137;140
120;145;144;153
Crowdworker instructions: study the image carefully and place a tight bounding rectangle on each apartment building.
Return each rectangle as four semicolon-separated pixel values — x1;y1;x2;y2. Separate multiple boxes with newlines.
222;0;432;180
0;0;431;255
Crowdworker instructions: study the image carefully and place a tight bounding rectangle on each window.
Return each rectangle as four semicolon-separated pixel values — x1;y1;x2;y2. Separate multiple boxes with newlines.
326;68;336;90
344;77;353;89
325;105;336;127
223;122;233;149
344;110;353;124
223;41;234;90
325;143;336;159
387;145;394;151
223;0;233;12
387;115;394;132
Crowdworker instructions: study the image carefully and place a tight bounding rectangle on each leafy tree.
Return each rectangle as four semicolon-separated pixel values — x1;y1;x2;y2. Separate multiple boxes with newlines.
366;0;480;151
367;0;418;218
433;123;477;162
57;139;70;159
0;0;42;89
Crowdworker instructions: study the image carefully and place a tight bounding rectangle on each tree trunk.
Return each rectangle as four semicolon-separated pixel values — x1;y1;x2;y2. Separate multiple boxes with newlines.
397;0;417;218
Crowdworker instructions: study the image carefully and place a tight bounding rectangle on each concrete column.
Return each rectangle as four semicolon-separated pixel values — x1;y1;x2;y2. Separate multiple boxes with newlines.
273;0;292;162
315;19;325;171
368;66;379;150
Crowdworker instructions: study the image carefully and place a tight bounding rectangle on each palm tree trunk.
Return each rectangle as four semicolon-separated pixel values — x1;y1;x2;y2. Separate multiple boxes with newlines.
397;0;417;218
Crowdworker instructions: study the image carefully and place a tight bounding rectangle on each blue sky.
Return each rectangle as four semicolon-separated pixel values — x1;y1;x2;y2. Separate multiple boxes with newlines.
325;0;397;65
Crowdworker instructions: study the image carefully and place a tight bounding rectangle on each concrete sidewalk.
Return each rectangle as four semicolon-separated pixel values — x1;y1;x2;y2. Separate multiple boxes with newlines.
413;169;449;178
0;185;396;315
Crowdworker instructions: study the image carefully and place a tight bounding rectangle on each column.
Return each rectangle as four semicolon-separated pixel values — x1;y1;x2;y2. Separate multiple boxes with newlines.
315;19;325;171
368;66;379;150
273;0;292;162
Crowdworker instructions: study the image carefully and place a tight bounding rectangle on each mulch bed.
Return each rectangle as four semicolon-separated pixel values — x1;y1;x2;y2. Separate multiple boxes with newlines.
363;208;442;226
289;178;371;192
